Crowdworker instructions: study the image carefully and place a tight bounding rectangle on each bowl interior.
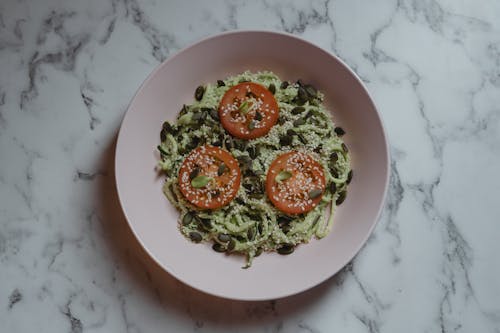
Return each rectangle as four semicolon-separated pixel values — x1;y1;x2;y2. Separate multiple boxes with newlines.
115;31;389;300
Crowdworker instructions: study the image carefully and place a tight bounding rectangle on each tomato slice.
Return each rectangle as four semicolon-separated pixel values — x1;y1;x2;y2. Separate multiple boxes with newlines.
218;82;279;139
266;151;326;214
178;145;241;209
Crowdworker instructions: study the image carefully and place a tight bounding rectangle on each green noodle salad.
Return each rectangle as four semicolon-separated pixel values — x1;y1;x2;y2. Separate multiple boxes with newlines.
158;71;351;267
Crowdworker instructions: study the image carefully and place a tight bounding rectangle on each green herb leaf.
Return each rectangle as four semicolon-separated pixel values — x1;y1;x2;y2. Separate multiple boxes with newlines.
191;175;212;188
275;170;292;183
239;100;250;115
308;188;323;199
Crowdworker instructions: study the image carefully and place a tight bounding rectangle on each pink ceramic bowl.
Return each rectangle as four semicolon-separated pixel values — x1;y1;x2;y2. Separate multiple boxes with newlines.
115;31;389;300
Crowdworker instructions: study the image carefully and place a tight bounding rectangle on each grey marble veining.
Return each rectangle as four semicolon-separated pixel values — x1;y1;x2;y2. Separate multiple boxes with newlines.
1;0;500;332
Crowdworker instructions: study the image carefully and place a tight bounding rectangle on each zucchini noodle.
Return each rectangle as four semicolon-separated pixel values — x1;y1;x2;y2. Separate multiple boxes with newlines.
158;71;351;267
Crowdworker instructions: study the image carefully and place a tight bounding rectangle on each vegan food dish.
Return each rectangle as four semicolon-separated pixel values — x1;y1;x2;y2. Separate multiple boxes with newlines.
158;71;351;267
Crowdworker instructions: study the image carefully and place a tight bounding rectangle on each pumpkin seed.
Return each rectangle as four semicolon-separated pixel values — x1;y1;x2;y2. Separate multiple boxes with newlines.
287;129;297;136
179;104;188;116
217;233;231;243
277;244;295;255
308;188;323;199
212;140;222;147
280;135;293;146
200;112;209;122
194;86;205;101
347;170;353;184
304;84;317;98
268;83;276;94
191;175;212;188
162;121;175;134
189;166;200;180
342;143;349;153
255;247;263;257
278;219;291;227
237;155;252;165
293;118;306;126
275;170;292;182
217;163;227;176
210;108;219;120
329;182;337;193
247;146;258;159
331;168;339;178
189;232;202;243
291;106;305;115
234;139;247;151
330;152;338;163
277;215;293;225
336;191;347;205
217;79;225;87
186;136;200;150
281;224;292;234
280;81;289;89
296;79;304;86
257;222;264;234
212;243;226;252
247;228;255;241
199;217;212;229
160;130;166;142
227;239;236;251
334;127;346;136
278;116;286;125
295;98;306;106
298;133;307;144
182;212;194;225
297;86;308;103
254;111;263;121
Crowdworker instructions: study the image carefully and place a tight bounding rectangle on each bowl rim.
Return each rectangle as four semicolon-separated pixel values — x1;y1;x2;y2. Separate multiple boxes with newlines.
115;29;390;301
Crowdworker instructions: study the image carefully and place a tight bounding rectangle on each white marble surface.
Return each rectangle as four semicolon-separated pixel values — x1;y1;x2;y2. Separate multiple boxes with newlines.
1;0;500;332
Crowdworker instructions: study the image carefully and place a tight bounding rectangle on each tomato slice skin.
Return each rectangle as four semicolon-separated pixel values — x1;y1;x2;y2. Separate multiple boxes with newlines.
266;151;326;214
178;145;241;209
218;82;279;139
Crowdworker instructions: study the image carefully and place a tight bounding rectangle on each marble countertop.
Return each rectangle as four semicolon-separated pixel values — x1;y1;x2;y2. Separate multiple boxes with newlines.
1;0;500;332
